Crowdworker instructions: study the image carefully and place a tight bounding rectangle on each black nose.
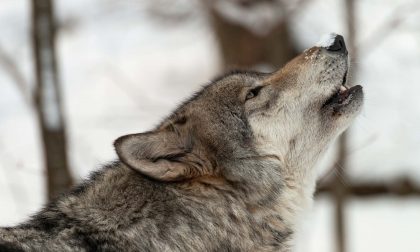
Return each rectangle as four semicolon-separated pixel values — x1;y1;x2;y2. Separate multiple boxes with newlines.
327;35;347;54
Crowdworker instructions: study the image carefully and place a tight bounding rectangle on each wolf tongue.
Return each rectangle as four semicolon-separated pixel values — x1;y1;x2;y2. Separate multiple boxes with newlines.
338;89;350;102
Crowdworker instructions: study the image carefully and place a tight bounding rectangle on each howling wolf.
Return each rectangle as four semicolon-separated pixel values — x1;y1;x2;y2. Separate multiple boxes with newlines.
0;34;363;251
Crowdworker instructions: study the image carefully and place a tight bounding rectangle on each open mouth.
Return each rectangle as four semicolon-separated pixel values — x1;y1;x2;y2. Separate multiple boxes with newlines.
323;71;363;108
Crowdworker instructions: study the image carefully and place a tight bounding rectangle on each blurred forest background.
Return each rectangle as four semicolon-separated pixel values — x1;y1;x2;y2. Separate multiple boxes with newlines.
1;0;420;251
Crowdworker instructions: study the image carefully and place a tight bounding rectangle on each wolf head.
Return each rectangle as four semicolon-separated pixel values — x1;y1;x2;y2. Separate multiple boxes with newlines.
114;34;363;188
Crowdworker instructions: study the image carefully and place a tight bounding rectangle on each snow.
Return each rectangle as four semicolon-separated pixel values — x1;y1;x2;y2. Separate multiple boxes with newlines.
316;32;337;47
1;0;420;250
295;196;420;252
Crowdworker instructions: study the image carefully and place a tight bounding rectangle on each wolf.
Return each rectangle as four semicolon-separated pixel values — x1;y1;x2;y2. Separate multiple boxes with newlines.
0;34;363;251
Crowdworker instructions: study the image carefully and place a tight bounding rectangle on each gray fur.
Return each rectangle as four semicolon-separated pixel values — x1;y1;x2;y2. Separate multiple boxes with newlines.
0;39;363;251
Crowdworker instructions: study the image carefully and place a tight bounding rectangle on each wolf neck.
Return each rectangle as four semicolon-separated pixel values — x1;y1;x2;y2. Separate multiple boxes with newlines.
227;158;316;235
246;157;318;232
279;166;317;228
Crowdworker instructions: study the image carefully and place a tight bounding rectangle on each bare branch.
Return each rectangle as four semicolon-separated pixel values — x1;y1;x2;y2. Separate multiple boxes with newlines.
359;1;420;55
317;176;420;197
0;45;32;106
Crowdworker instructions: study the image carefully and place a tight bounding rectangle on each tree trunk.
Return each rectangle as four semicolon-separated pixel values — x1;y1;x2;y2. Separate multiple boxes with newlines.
208;3;297;70
31;0;73;199
333;1;358;251
333;133;348;252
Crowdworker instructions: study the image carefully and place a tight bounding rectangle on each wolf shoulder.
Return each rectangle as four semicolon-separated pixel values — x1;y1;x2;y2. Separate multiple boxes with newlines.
0;162;262;251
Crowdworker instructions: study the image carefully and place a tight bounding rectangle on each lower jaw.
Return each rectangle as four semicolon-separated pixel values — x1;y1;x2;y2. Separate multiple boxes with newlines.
323;85;362;109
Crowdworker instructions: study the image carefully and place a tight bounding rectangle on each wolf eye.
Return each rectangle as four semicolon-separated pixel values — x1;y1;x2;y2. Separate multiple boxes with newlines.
246;86;263;100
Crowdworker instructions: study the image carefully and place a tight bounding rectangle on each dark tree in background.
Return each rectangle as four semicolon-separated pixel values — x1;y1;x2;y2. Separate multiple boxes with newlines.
208;0;297;69
332;2;357;252
205;0;302;70
144;0;308;70
31;0;73;199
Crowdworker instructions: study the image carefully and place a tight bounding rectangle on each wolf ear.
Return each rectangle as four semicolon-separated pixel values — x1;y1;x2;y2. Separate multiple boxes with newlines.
114;130;195;181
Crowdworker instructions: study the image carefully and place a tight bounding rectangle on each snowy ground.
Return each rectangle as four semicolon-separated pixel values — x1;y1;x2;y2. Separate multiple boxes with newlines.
0;0;420;251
